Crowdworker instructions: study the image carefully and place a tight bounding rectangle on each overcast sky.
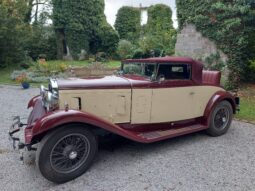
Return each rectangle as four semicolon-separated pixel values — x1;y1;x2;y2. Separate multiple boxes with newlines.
104;0;178;28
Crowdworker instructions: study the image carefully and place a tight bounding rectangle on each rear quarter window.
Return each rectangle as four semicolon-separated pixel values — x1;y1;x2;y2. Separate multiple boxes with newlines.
158;63;191;80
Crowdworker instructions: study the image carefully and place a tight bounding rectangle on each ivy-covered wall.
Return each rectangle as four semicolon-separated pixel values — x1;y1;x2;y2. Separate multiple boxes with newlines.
144;4;176;55
52;0;118;59
114;6;141;43
115;4;177;57
146;4;174;34
176;0;255;89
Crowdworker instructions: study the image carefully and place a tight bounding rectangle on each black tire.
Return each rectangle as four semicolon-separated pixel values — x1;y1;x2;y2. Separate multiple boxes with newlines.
36;124;98;183
206;101;233;137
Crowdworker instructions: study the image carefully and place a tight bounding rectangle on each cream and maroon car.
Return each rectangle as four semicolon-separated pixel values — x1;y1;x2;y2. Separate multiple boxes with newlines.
9;56;239;183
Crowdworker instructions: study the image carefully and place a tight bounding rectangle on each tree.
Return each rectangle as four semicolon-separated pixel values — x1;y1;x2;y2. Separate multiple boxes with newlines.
176;0;255;88
146;4;174;35
52;0;117;59
0;0;29;68
141;4;177;56
24;0;51;24
114;6;141;42
24;25;57;60
90;23;119;55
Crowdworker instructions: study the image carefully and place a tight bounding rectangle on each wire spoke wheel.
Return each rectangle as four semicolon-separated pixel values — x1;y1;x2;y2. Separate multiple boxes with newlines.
50;134;90;174
213;106;230;130
207;101;233;137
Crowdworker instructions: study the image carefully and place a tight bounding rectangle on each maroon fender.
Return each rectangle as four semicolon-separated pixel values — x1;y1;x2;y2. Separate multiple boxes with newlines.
27;95;40;109
203;91;236;125
25;109;141;144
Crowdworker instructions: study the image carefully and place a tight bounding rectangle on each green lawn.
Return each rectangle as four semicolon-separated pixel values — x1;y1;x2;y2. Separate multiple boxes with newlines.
235;84;255;123
0;60;121;86
235;97;255;122
0;65;20;85
47;60;121;68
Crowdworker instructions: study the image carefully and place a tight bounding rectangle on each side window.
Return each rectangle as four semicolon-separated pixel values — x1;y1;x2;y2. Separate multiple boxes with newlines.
144;64;156;77
157;63;191;80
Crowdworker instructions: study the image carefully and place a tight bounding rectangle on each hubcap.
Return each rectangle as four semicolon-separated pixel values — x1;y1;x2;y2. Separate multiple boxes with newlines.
69;151;78;160
50;133;90;173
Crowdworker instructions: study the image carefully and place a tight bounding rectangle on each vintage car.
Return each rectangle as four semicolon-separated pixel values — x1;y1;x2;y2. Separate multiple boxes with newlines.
9;56;239;183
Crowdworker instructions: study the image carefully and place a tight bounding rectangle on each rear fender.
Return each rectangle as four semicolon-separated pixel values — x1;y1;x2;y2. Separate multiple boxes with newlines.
203;91;236;125
28;109;138;144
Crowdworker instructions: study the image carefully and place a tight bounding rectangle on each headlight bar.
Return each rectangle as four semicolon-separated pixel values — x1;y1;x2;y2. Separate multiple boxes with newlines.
40;79;59;111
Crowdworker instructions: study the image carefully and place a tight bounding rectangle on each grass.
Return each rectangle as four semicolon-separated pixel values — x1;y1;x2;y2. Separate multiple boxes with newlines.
0;65;20;85
47;60;121;68
0;60;121;86
235;84;255;123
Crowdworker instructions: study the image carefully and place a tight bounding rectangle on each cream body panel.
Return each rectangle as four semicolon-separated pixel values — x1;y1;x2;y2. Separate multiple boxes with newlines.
59;89;131;123
131;89;152;124
149;86;224;123
192;86;224;116
150;87;194;123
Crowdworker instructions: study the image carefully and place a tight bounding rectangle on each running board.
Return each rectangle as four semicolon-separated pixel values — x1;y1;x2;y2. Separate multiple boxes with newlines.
133;124;207;143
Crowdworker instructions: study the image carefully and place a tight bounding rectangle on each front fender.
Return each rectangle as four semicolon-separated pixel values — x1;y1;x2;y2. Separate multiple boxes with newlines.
28;109;139;144
203;91;236;125
27;95;40;109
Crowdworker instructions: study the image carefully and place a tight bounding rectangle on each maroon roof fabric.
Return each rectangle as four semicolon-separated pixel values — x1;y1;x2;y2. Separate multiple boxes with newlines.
123;56;195;64
123;56;203;84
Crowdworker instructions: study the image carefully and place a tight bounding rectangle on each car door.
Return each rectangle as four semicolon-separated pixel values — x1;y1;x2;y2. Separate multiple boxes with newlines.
150;63;197;123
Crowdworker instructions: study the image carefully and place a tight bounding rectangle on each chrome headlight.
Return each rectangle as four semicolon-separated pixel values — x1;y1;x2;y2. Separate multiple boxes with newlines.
40;79;59;111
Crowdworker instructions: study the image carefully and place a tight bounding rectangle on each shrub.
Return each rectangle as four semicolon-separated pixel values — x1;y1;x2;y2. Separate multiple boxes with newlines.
24;26;57;61
117;40;134;59
95;52;108;62
132;49;144;59
15;73;29;83
32;59;68;75
243;60;255;83
123;64;142;74
11;69;67;83
78;49;88;61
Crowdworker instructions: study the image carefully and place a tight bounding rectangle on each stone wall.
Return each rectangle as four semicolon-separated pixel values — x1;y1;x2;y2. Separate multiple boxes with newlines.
175;24;228;69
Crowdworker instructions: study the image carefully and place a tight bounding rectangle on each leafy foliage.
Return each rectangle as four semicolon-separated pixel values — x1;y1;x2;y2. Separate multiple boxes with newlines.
0;0;28;68
114;6;141;42
90;23;119;55
24;25;57;61
52;0;118;59
117;40;134;59
146;4;174;35
176;0;255;88
139;4;177;57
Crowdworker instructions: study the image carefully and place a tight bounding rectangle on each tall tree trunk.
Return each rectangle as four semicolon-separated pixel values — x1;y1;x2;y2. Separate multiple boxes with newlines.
55;28;66;59
24;0;33;23
34;0;39;24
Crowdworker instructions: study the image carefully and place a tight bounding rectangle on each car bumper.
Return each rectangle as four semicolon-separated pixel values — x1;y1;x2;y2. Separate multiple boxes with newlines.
9;116;35;155
9;116;26;149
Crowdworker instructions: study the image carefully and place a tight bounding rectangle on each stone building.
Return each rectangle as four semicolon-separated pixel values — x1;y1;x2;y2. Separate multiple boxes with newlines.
175;24;228;70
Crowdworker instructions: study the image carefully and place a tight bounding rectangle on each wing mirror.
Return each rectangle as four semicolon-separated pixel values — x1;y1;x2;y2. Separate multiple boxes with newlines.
158;75;165;83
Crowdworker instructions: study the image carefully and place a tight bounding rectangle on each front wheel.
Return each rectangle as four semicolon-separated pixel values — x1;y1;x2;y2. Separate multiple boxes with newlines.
36;125;97;183
206;101;233;137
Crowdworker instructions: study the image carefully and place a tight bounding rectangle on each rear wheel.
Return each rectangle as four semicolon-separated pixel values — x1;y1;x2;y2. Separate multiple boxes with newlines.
36;125;97;183
206;101;233;137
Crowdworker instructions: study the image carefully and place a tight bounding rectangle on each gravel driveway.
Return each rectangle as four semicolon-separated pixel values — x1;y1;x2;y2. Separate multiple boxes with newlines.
0;85;255;191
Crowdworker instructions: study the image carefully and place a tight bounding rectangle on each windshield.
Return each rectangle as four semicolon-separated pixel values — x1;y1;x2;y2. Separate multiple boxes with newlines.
122;62;157;78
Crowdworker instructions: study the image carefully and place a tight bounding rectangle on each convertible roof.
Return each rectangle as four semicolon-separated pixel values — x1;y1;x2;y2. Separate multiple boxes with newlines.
123;56;197;64
123;56;204;84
